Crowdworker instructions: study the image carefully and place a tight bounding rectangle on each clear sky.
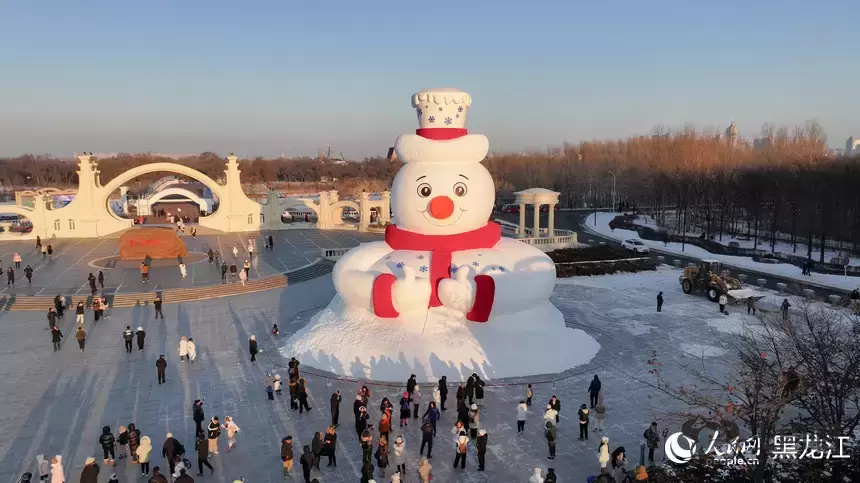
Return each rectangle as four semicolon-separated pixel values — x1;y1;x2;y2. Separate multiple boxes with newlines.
0;0;857;158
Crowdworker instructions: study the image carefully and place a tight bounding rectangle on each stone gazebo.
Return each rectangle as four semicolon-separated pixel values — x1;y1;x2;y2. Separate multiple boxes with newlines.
513;188;560;237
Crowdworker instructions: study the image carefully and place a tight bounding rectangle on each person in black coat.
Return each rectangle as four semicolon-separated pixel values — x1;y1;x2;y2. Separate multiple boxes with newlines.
297;378;311;413
162;433;184;475
192;400;205;434
465;373;476;404
330;391;341;427
249;335;258;362
299;445;314;483
406;374;417;397
195;432;214;476
355;406;369;437
474;375;486;405
311;432;323;470
98;270;105;288
323;427;337;467
99;426;116;464
588;375;602;408
657;291;664;312
457;399;470;430
353;395;363;420
550;396;561;423
476;429;488;471
136;327;146;351
438;376;449;410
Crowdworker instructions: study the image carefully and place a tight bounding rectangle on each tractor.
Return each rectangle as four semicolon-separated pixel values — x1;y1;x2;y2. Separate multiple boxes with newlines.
680;260;747;303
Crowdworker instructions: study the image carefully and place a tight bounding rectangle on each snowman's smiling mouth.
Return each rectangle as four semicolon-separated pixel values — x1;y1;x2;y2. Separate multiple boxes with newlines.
420;208;467;227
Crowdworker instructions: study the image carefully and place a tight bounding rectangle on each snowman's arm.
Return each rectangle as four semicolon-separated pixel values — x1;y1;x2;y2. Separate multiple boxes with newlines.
332;242;394;312
485;240;557;315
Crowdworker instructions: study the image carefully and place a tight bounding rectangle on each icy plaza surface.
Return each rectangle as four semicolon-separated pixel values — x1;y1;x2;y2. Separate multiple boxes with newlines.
0;268;762;482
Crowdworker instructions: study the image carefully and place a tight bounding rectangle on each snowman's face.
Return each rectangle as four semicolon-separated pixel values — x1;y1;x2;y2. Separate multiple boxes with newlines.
391;162;495;235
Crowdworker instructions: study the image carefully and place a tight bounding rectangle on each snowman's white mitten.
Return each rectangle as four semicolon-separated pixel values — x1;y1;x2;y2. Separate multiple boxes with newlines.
438;265;476;314
393;266;432;313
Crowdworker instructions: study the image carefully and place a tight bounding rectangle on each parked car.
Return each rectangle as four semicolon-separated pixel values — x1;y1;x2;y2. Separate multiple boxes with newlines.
501;204;520;213
621;239;650;253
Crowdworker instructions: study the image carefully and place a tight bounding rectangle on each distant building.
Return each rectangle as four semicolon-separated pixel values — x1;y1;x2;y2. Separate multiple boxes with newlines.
753;137;772;150
725;122;739;147
846;136;860;156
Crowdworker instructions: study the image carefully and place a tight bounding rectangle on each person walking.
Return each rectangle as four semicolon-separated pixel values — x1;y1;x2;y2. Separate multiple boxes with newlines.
718;294;728;314
118;426;129;460
422;401;440;436
453;430;468;470
399;392;411;428
595;393;606;432
598;436;610;469
195;431;214;476
249;335;258;362
156;355;167;384
247;242;254;259
187;338;197;362
781;298;791;320
220;262;228;283
98;270;104;289
657;291;663;312
232;246;239;258
206;417;221;455
50;455;64;483
193;400;205;434
588;375;602;408
130;327;144;352
47;307;57;330
465;373;476;405
88;273;97;294
99;426;116;465
281;436;295;478
92;296;102;322
13;252;22;269
264;372;275;400
36;454;50;482
297;378;312;413
229;263;238;283
76;301;85;325
138;435;153;477
420;418;434;458
24;264;33;284
323;426;337;467
474;375;486;406
437;376;448;411
529;467;544;483
154;296;163;319
578;404;590;441
179;263;187;279
549;396;561;423
51;326;63;351
392;435;406;474
355;406;369;438
54;294;65;317
527;383;533;406
468;404;480;440
123;326;134;353
76;326;87;352
243;260;251;278
128;423;141;462
207;249;214;263
268;235;274;251
311;431;323;471
476;429;488;471
330;390;341;427
644;422;660;463
6;267;14;286
747;296;756;315
417;456;432;483
161;433;185;476
140;262;149;283
517;400;528;433
179;336;188;361
545;421;557;459
412;385;422;419
238;267;247;286
299;445;314;483
79;457;100;483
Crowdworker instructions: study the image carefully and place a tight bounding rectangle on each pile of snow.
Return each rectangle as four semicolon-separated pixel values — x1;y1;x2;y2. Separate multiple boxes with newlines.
280;296;600;383
585;212;859;292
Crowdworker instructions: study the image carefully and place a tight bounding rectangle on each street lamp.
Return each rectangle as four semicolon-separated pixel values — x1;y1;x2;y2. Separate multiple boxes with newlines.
608;170;617;213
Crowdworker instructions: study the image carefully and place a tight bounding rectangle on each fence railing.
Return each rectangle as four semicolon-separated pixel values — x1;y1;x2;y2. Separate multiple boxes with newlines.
321;247;352;261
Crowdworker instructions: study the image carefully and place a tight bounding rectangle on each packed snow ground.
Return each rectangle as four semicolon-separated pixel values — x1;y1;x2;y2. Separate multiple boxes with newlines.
584;212;860;292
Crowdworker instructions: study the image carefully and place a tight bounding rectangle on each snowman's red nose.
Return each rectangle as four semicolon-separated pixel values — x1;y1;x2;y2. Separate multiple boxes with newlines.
428;196;455;219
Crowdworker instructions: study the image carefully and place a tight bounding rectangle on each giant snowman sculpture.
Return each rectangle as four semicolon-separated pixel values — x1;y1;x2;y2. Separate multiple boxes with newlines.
282;89;599;382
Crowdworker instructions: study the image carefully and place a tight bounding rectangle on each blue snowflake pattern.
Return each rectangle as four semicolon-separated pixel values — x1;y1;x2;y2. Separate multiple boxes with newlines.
444;117;453;125
499;266;506;272
395;262;405;269
428;116;436;123
449;265;458;274
417;255;425;260
417;108;423;116
458;106;464;113
419;265;428;273
472;261;480;267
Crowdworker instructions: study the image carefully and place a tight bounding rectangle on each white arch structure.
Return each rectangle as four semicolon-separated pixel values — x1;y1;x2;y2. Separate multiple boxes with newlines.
11;155;391;239
128;186;215;216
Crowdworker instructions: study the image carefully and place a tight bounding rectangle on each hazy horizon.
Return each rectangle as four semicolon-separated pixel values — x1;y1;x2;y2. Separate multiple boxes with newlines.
1;0;857;158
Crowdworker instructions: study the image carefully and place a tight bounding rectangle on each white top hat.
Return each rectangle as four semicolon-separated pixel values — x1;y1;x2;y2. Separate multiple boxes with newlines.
394;88;489;164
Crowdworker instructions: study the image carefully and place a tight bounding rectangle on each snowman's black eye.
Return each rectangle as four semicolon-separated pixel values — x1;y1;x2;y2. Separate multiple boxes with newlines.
417;183;432;198
453;182;467;197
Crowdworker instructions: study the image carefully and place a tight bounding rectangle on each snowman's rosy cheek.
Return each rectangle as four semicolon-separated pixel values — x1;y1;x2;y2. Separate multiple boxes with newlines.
453;182;467;197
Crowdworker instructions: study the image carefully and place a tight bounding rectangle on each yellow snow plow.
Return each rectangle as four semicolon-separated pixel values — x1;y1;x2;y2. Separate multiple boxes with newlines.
680;260;766;304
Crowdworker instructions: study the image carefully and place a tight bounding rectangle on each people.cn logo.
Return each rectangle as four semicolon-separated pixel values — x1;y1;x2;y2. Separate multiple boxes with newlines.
665;432;697;464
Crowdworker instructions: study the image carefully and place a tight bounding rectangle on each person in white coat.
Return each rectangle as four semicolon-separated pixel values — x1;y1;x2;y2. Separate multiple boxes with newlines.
529;467;544;483
392;435;406;474
50;455;65;483
238;268;247;286
179;263;187;279
432;386;441;410
178;336;188;361
598;435;610;468
186;338;197;363
223;416;241;451
719;294;728;314
232;246;239;258
247;242;254;257
517;400;528;433
411;386;422;419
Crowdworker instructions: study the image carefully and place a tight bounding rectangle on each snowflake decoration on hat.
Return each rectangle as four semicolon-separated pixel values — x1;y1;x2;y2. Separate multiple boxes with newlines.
416;108;423;116
419;266;428;273
444;117;453;126
438;106;443;111
417;255;425;260
472;261;480;267
428;116;436;123
395;262;405;269
458;106;464;113
449;265;458;274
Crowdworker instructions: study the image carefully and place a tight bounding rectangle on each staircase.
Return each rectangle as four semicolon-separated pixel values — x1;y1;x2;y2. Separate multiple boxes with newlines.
0;259;334;311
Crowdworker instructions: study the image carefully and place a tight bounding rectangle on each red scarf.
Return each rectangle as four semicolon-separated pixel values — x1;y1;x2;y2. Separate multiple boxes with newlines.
384;222;502;307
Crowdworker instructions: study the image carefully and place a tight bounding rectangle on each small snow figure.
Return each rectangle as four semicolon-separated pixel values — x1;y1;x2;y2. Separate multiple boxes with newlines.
718;294;728;314
656;291;663;312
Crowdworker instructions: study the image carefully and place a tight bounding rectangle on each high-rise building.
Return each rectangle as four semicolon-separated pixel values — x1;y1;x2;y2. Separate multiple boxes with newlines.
846;136;860;156
725;122;739;147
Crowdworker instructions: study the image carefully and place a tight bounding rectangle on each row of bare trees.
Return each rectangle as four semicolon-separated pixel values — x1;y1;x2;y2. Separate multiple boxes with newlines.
2;121;858;251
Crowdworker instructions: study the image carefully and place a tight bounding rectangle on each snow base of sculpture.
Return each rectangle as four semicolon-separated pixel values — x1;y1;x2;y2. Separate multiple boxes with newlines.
281;294;600;383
